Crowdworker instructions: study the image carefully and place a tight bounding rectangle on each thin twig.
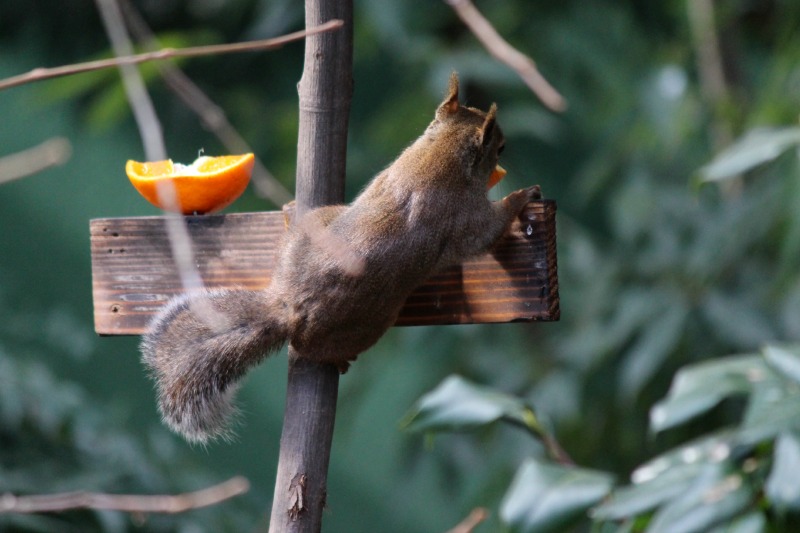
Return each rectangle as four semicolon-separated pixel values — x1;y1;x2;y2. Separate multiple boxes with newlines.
687;0;730;114
505;411;575;466
95;0;165;160
446;508;489;533
0;476;249;514
540;432;575;466
97;0;204;298
686;0;740;195
445;0;566;112
118;0;293;206
0;138;72;185
0;20;344;92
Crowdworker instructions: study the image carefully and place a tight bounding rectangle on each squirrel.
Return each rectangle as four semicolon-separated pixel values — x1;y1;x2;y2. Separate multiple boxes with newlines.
141;72;542;443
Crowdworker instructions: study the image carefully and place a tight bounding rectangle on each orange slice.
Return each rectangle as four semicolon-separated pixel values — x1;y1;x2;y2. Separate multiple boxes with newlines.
487;164;507;189
126;153;255;214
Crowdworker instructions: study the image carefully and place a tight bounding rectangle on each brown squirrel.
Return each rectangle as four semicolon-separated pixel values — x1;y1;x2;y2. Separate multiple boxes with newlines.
141;73;541;443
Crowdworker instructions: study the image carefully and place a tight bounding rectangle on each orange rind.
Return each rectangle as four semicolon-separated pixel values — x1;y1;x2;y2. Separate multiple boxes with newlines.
487;164;507;189
126;153;255;214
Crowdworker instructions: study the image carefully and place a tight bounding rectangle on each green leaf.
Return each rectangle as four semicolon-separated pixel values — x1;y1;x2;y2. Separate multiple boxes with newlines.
700;291;777;348
707;512;767;533
762;344;800;384
85;81;130;129
649;355;764;433
85;60;174;129
618;300;688;400
566;288;663;361
646;464;753;533
36;67;118;104
500;458;615;533
592;463;705;521
698;127;800;182
593;430;735;520
738;378;800;446
765;431;800;512
591;520;635;533
401;375;536;433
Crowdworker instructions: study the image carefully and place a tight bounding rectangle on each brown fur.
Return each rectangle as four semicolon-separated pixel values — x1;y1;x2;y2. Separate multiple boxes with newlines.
141;73;541;443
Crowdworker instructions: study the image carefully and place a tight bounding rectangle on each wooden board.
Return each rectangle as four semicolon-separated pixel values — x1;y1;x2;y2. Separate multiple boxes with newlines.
90;200;559;335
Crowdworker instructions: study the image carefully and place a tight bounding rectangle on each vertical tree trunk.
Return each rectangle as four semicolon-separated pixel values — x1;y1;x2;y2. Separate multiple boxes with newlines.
294;0;353;215
268;1;353;532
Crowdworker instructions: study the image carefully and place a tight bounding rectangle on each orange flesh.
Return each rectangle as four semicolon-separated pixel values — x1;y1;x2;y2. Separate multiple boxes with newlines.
487;164;507;189
126;153;254;214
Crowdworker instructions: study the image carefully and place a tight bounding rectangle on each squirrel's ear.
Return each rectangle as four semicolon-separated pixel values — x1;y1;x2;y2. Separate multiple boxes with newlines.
476;103;498;147
437;72;460;116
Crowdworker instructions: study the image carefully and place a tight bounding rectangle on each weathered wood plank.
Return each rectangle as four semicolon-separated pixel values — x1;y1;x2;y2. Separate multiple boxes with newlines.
90;199;558;335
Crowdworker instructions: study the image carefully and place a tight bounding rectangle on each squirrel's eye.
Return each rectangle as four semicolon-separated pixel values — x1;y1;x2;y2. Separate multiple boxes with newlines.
497;143;505;155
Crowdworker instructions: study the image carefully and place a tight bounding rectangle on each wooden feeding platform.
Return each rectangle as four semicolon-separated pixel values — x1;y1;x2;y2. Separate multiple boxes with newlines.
89;200;559;336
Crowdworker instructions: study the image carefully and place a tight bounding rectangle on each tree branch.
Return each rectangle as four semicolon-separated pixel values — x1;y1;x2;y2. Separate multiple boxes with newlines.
445;0;566;112
0;477;249;514
0;20;344;92
446;508;489;533
268;0;353;531
686;0;740;195
0;138;72;185
95;0;166;161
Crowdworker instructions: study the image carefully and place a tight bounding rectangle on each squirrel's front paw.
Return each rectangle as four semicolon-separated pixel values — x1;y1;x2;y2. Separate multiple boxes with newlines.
525;185;542;201
502;185;542;212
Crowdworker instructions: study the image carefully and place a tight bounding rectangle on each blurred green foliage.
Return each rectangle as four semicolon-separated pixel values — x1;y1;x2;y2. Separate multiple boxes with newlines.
2;0;800;531
405;344;800;531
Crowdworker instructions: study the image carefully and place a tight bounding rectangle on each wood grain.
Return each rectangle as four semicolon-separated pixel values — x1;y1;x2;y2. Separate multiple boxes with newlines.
90;199;558;335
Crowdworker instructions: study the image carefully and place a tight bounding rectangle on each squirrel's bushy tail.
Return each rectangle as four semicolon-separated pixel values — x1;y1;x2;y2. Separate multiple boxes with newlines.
141;288;289;443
